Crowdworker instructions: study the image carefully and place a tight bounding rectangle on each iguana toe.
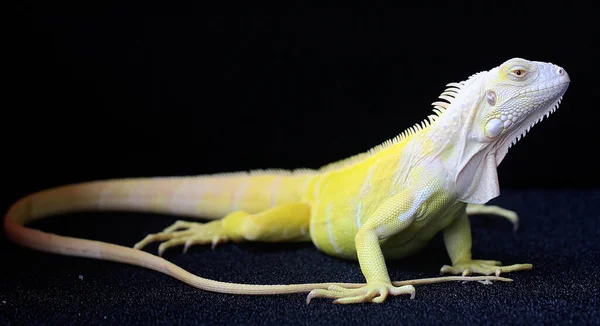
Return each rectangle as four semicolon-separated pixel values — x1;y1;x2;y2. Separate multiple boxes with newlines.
306;283;415;304
133;220;228;255
440;260;532;276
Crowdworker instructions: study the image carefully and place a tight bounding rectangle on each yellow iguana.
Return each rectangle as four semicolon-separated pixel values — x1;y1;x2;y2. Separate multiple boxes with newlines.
4;58;570;304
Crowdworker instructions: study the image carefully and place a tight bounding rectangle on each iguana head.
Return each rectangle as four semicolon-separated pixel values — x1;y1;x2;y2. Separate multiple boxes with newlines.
432;58;570;203
468;58;570;161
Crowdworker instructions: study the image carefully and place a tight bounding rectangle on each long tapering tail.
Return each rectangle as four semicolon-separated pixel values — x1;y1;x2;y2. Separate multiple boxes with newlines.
2;172;336;295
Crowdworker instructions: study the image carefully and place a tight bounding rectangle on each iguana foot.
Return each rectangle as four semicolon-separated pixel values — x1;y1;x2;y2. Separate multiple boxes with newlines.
440;260;532;276
306;282;415;304
133;220;227;256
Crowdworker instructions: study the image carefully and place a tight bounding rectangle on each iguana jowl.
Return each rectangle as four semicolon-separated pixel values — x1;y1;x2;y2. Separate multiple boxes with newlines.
4;58;570;304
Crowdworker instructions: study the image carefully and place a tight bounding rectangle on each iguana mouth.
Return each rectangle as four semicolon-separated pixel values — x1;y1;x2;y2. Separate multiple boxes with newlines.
505;80;570;150
518;78;571;96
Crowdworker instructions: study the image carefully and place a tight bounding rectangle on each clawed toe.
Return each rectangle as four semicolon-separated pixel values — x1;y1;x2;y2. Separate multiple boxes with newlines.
163;220;198;233
441;260;532;277
133;229;193;251
306;283;415;304
133;220;227;255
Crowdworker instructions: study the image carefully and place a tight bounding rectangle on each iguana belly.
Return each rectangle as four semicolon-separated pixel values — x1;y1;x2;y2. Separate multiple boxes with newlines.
309;193;464;260
379;203;464;259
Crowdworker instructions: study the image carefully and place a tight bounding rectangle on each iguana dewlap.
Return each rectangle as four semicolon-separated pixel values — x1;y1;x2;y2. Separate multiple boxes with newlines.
4;58;570;304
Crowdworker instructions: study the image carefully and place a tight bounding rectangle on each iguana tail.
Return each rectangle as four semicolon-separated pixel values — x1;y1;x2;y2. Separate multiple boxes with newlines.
3;172;510;298
3;172;326;294
6;171;315;223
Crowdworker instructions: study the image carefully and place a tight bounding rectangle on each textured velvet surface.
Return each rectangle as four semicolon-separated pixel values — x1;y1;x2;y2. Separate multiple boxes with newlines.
1;190;598;324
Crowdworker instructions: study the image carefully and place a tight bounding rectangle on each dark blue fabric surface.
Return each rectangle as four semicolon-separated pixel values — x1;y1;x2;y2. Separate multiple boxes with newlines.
1;190;598;324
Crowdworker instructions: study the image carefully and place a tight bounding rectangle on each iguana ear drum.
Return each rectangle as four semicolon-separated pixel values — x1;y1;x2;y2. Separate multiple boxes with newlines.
485;118;503;138
486;90;497;106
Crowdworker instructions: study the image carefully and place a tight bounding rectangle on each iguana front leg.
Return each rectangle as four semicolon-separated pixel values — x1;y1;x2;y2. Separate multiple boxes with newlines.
466;203;519;231
440;210;532;276
307;190;421;304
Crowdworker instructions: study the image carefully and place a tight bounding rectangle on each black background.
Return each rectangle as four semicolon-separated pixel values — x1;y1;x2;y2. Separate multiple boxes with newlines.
2;3;599;325
3;4;599;198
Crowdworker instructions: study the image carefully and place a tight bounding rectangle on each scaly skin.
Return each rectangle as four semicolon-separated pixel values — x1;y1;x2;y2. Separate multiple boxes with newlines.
4;58;569;304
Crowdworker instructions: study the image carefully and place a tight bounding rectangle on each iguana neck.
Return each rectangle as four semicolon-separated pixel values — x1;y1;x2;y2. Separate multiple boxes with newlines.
420;81;501;204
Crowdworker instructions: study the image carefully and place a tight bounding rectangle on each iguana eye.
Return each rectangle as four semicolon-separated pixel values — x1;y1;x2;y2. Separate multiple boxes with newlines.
510;69;527;78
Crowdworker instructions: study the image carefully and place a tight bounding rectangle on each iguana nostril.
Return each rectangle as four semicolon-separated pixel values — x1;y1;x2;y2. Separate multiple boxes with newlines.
557;68;564;76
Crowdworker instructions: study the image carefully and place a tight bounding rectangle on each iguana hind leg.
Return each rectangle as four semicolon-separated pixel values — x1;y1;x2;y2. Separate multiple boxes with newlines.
134;202;311;256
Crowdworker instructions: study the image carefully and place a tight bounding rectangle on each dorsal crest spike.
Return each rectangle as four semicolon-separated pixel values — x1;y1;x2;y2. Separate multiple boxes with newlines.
320;70;484;173
446;82;463;88
438;95;455;102
432;101;449;108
